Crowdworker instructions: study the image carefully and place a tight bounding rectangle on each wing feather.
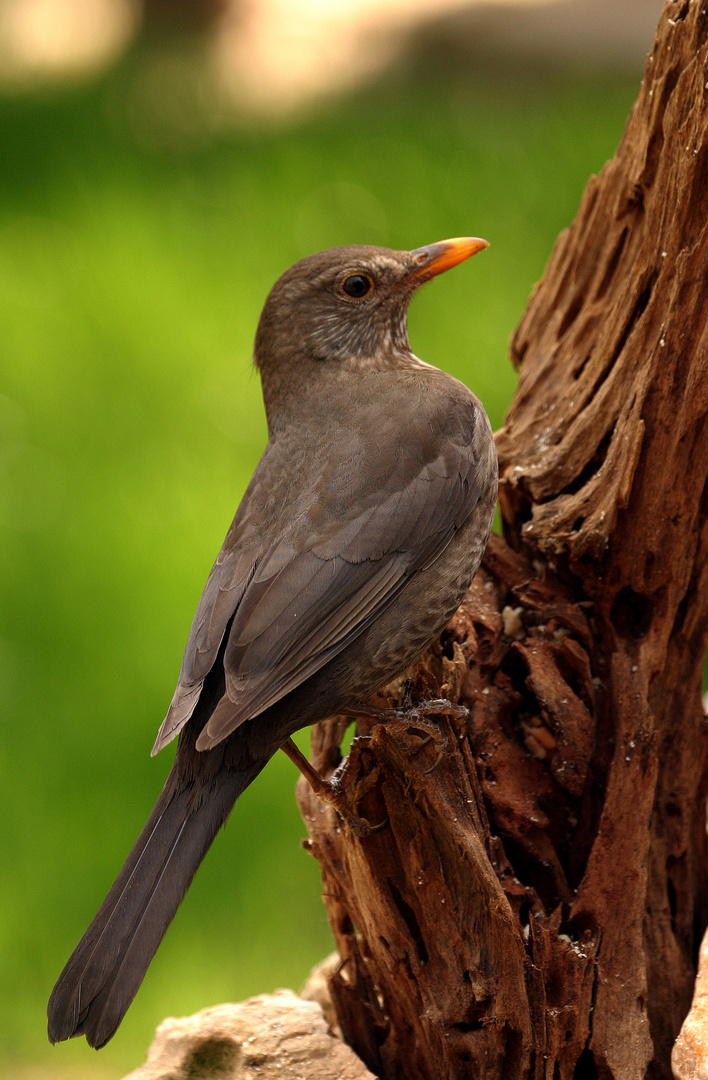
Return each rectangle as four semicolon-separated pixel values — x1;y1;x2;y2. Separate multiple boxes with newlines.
154;386;491;755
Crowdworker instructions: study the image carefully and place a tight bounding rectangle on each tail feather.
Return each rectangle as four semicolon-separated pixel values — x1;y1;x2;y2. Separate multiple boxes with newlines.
47;761;259;1049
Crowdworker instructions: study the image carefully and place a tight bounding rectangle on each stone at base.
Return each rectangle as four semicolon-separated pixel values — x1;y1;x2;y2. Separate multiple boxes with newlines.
121;988;376;1080
673;928;708;1079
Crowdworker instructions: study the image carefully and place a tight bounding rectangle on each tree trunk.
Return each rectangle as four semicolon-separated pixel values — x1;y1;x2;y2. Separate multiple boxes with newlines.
295;2;708;1077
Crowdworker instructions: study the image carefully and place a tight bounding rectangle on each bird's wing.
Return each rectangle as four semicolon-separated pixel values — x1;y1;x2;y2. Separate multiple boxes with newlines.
154;397;491;754
151;542;261;752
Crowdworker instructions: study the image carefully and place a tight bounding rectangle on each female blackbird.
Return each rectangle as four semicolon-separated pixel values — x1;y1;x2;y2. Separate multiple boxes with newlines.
47;237;497;1050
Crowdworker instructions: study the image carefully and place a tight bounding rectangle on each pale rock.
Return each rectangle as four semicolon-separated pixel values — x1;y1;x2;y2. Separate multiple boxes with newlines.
673;927;708;1079
121;988;375;1080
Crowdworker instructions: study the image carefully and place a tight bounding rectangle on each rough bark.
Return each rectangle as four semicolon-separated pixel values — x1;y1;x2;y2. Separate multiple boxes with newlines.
296;3;708;1078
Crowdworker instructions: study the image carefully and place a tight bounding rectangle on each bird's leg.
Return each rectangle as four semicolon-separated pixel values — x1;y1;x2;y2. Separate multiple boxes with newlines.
280;738;386;837
400;677;414;710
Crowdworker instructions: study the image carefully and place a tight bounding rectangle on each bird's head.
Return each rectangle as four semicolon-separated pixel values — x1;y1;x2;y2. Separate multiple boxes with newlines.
254;237;489;373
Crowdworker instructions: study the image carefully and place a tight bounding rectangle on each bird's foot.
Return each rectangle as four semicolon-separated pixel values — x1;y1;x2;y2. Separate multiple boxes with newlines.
281;737;386;837
344;696;468;773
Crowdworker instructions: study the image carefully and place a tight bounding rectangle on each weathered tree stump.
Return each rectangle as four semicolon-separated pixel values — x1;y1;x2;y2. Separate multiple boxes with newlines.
295;3;708;1078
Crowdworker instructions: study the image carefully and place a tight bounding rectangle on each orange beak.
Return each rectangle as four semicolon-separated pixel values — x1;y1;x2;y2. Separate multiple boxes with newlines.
406;236;489;283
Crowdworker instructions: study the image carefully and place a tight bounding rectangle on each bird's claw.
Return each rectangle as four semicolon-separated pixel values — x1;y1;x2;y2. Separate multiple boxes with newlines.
345;696;469;773
346;810;389;837
317;777;388;837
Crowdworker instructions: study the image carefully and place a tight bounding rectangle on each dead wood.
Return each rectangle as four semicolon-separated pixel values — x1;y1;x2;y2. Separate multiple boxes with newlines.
296;3;708;1077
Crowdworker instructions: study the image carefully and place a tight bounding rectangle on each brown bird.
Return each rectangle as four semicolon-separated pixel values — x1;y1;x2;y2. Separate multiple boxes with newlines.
47;237;497;1050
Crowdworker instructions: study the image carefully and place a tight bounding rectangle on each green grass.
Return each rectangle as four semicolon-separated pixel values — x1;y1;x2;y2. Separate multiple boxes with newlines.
0;49;639;1077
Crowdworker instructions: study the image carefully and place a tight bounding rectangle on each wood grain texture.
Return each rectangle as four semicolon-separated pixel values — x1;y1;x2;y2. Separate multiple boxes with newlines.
297;3;708;1076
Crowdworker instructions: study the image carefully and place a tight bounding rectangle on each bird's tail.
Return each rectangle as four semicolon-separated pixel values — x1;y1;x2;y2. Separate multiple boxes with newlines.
47;757;261;1050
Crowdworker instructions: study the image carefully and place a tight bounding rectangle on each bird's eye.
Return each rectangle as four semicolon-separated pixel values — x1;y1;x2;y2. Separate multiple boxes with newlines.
341;274;373;299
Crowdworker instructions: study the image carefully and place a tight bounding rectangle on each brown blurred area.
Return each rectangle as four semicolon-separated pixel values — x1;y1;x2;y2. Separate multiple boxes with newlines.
0;0;663;112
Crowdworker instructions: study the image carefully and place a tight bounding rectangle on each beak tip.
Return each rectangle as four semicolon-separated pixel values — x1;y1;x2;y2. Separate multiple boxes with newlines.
460;236;490;255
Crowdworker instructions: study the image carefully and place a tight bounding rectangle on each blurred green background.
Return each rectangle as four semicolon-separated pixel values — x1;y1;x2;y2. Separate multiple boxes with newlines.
0;15;644;1078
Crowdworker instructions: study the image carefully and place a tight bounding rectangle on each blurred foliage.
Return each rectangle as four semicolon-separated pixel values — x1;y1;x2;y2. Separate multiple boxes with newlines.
0;43;639;1078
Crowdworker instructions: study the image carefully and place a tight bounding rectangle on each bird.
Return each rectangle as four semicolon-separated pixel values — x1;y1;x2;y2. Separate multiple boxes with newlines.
47;236;498;1051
